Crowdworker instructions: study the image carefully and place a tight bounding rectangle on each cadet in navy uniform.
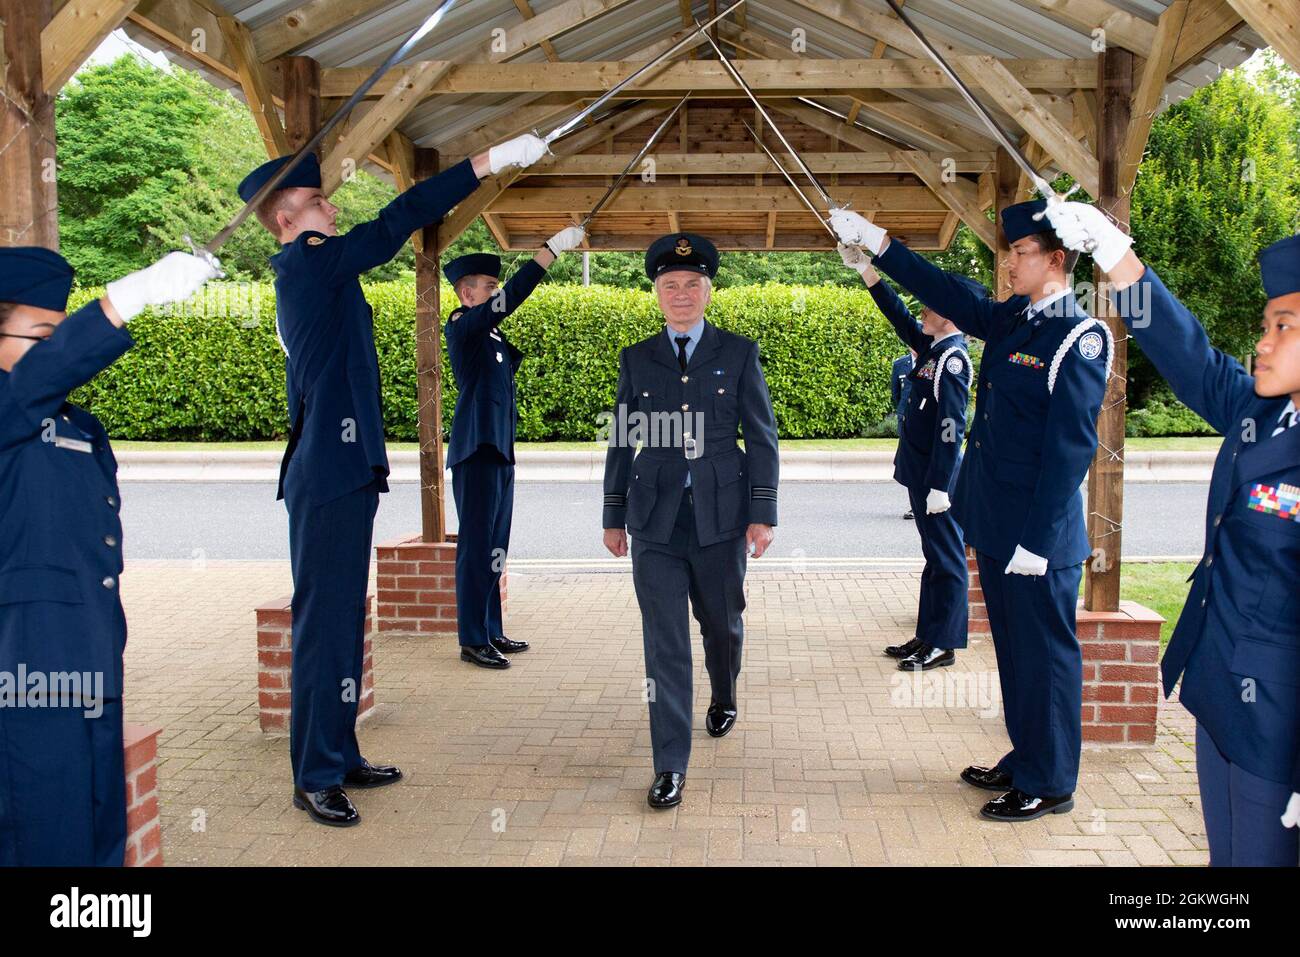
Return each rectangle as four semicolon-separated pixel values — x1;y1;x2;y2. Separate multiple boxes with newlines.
443;226;586;669
844;249;975;670
0;247;217;865
832;202;1111;821
1048;202;1300;865
602;233;780;809
240;133;549;827
891;349;917;520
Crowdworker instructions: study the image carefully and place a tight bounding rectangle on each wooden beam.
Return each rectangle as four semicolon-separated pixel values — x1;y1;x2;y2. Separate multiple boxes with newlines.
895;151;996;250
413;146;446;543
1;0;58;248
1084;45;1134;613
1072;89;1097;149
1224;0;1300;74
993;149;1019;299
1170;0;1244;73
281;55;321;155
489;185;950;214
765;211;778;248
535;150;995;175
219;15;289;158
511;0;560;61
768;99;903;154
973;56;1100;197
1031;0;1156;55
253;0;377;62
937;211;960;248
41;0;137;92
489;0;636;62
322;60;452;194
1120;1;1188;195
786;0;972;60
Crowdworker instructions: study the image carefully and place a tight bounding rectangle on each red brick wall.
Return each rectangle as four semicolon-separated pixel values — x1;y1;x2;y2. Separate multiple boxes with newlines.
375;533;508;634
123;723;162;867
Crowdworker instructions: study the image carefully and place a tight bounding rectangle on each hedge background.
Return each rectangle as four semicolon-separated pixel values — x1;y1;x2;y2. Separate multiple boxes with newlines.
66;280;1214;442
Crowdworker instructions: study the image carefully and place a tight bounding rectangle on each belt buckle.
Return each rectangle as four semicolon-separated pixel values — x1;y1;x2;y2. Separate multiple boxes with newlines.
683;436;699;460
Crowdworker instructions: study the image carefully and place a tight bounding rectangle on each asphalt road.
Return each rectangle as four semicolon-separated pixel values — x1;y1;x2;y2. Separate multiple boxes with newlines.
118;480;1208;563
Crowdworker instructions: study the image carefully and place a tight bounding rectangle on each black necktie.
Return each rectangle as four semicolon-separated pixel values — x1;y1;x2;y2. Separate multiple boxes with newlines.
675;335;690;372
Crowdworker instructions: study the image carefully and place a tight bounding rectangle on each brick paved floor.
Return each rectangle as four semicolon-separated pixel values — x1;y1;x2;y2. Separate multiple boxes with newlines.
119;560;1206;866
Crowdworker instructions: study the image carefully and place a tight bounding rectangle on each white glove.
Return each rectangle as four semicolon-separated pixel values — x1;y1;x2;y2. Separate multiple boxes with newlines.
1042;200;1132;273
829;208;886;255
1004;544;1048;576
837;242;869;273
1283;793;1300;829
926;489;951;514
545;225;585;256
105;251;221;322
489;133;548;174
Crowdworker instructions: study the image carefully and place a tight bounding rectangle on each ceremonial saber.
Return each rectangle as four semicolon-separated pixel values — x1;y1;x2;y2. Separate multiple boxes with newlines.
542;0;748;145
739;118;838;242
696;23;840;212
880;0;1094;249
188;0;463;261
580;95;690;232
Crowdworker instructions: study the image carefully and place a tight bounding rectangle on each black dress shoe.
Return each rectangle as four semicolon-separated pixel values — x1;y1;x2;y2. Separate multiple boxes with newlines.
344;759;403;789
960;765;1014;791
490;635;530;654
647;772;685;809
903;509;915;520
461;643;510;669
292;785;360;827
884;636;923;659
980;788;1074;822
705;701;738;738
898;643;955;671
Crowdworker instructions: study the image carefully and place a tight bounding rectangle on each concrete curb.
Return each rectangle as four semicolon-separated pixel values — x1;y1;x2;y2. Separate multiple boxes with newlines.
115;447;1217;483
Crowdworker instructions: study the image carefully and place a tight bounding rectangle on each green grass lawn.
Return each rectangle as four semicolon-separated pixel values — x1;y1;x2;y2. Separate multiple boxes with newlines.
111;436;1225;453
1110;561;1196;649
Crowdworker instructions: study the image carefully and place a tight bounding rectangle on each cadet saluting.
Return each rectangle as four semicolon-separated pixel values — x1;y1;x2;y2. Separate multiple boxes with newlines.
841;247;975;671
240;133;549;827
443;225;586;669
832;202;1111;822
602;233;780;809
1047;201;1300;866
0;247;218;864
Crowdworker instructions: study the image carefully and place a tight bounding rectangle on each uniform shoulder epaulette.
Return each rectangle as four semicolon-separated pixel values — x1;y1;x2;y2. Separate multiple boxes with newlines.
930;344;970;401
1047;317;1113;394
448;306;467;323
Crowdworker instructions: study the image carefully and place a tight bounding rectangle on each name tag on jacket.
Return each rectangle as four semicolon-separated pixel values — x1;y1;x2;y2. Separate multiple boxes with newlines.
54;435;94;454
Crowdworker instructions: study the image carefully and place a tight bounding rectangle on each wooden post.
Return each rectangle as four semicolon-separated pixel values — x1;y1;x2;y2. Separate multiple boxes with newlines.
414;147;446;542
281;55;320;156
992;148;1018;299
1084;46;1134;612
0;0;57;248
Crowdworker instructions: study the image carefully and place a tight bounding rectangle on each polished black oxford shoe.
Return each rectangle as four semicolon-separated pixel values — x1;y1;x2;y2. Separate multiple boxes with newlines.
461;643;510;669
884;636;923;659
490;635;530;654
293;785;360;827
705;701;738;738
960;765;1014;791
980;788;1074;822
898;643;955;671
647;772;685;809
344;759;403;789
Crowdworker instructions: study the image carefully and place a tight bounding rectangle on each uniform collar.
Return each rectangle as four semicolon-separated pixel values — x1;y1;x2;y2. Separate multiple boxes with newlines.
1027;286;1071;319
929;331;964;353
665;317;705;349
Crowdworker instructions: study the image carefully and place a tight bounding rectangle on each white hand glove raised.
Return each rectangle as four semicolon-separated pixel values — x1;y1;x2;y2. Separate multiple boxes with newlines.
837;242;869;273
1283;793;1300;829
1004;544;1048;576
489;133;548;174
926;489;951;514
545;225;586;255
105;251;221;322
829;208;886;255
1043;200;1132;272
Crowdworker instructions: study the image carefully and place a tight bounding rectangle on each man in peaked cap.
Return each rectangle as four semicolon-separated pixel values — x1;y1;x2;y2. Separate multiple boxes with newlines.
241;132;549;828
1047;202;1300;865
0;246;218;865
602;232;780;809
842;248;977;672
831;201;1111;822
443;224;585;670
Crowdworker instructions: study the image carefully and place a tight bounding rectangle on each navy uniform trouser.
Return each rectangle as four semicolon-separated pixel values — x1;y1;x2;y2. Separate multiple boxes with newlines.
0;697;125;866
286;481;379;792
1196;722;1299;867
451;446;514;648
630;492;747;774
976;550;1083;798
906;485;968;650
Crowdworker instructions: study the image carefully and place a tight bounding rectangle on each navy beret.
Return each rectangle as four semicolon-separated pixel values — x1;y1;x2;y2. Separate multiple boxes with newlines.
443;253;501;286
1000;199;1053;245
0;246;74;311
238;152;321;203
1259;233;1300;300
645;232;718;280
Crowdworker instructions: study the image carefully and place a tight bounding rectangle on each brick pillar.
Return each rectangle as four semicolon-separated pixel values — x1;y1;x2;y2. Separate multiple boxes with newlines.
255;594;375;733
123;723;162;867
374;533;508;634
967;551;1163;745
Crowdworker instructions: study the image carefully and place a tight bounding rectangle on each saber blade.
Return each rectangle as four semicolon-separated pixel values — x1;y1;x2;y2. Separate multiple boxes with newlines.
739;118;837;241
581;94;690;231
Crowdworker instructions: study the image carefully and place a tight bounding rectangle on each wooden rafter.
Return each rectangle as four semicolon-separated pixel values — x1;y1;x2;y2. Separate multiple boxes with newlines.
1120;1;1189;195
895;150;996;250
532;150;995;176
41;0;138;92
489;0;637;63
1224;0;1300;74
218;15;289;158
489;185;949;214
512;0;561;61
1170;0;1244;74
253;0;383;62
1031;0;1157;56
